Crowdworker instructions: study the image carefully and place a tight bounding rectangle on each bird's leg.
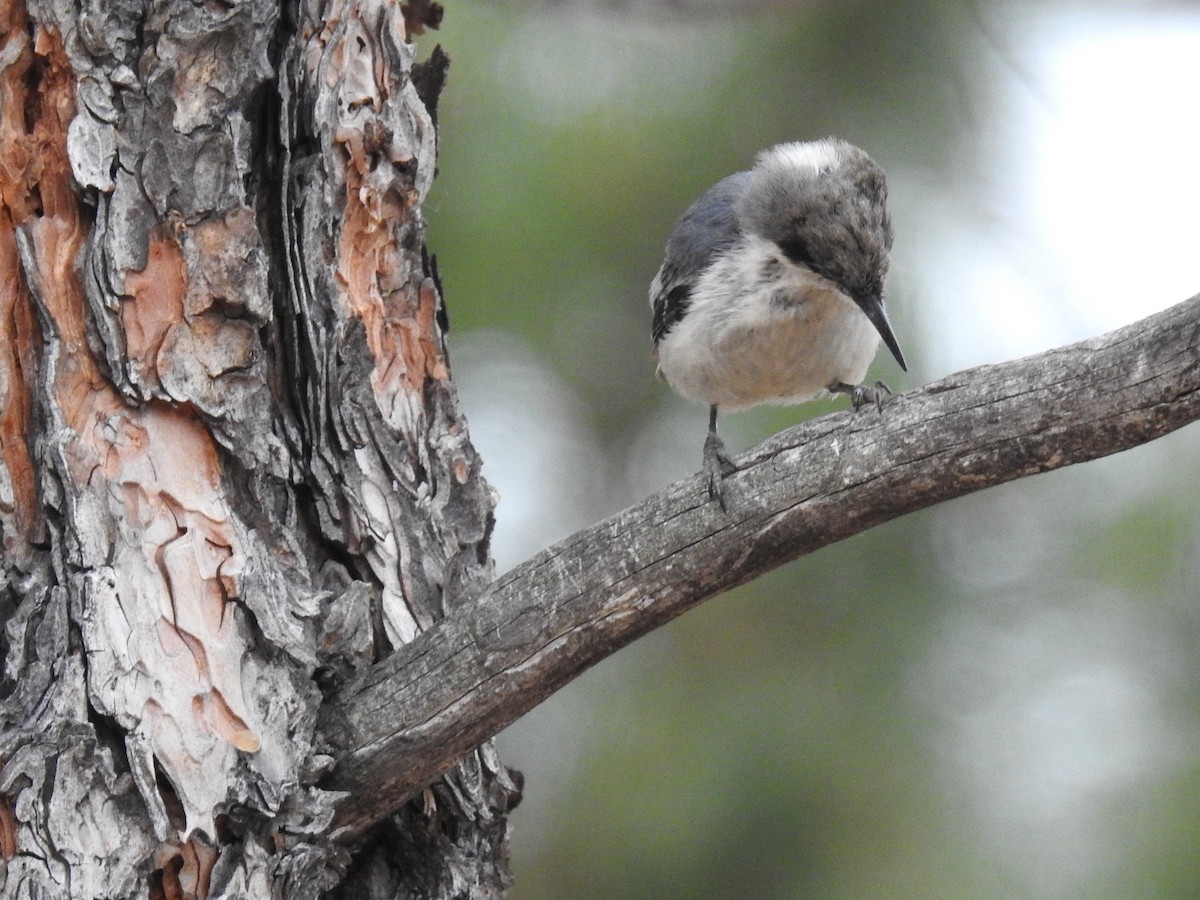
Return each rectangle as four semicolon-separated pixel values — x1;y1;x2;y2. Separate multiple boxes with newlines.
828;380;893;413
703;405;737;510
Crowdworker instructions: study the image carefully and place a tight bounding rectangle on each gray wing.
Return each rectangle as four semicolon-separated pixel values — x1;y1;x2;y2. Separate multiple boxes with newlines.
651;171;751;347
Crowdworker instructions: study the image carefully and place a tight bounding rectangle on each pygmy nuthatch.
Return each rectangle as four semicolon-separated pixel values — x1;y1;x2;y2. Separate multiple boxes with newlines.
650;138;907;508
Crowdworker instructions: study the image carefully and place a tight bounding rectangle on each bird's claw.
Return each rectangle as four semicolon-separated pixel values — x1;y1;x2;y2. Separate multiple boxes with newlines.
829;380;892;412
703;432;736;511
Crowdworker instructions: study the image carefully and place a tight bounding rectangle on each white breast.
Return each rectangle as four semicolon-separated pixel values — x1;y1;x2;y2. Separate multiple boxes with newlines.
655;236;881;410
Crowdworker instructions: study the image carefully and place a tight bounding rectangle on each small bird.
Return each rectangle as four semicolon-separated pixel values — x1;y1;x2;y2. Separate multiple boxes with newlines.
650;138;907;508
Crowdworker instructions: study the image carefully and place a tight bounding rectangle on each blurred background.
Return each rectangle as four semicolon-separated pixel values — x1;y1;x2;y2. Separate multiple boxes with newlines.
421;1;1200;897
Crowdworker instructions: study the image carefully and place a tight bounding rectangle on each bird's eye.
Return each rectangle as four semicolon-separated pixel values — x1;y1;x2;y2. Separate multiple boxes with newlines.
777;235;814;268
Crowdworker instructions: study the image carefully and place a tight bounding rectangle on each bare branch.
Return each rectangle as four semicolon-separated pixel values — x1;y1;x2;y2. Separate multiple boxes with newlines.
321;294;1200;841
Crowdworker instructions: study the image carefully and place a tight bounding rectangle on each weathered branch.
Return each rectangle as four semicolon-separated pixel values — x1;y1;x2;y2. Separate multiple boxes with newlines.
322;294;1200;841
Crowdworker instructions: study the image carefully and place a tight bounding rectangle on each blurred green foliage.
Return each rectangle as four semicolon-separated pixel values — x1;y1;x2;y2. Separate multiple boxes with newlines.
420;1;1200;897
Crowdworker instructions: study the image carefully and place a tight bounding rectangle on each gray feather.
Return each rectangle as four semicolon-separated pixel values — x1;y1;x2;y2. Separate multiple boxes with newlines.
735;140;893;308
651;171;751;346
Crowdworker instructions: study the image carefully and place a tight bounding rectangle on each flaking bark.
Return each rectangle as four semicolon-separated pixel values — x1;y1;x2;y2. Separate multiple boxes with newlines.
0;0;516;896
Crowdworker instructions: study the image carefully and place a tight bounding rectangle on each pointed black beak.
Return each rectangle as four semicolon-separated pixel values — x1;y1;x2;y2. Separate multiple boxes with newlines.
855;294;907;372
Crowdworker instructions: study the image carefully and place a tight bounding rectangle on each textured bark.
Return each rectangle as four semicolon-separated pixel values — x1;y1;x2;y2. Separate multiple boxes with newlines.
322;294;1200;839
0;0;517;896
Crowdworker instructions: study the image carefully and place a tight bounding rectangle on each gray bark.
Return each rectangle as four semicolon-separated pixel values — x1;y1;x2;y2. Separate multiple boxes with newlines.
322;293;1200;840
1;0;516;896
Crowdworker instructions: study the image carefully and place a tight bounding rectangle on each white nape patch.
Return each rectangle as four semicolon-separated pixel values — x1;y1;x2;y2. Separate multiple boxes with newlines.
655;234;881;409
760;139;844;177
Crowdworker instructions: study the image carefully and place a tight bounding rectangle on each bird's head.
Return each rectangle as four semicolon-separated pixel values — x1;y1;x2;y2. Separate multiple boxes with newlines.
735;139;906;371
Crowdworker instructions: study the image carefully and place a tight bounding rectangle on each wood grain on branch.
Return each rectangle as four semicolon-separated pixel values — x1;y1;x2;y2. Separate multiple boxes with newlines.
322;294;1200;841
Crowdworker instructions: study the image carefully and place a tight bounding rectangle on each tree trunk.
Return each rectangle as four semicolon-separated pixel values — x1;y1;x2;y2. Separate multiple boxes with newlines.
0;0;519;895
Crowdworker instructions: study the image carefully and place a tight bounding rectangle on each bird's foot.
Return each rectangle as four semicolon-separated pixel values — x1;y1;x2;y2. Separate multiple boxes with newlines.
703;432;737;511
828;380;893;412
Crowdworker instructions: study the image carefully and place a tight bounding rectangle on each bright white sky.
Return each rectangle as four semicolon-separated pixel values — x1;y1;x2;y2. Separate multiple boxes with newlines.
920;10;1200;372
1033;14;1200;323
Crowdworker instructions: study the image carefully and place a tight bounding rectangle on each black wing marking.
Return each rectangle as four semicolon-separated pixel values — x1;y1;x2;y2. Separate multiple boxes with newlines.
651;171;750;347
652;283;692;345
